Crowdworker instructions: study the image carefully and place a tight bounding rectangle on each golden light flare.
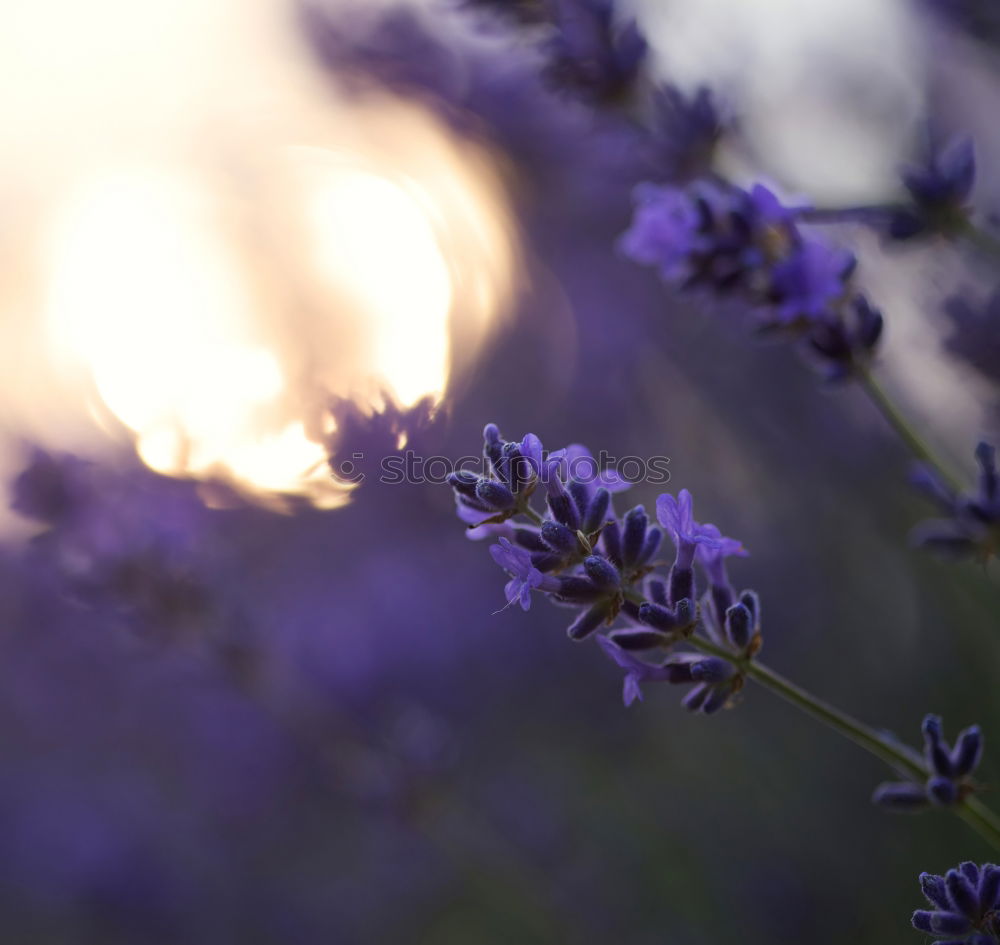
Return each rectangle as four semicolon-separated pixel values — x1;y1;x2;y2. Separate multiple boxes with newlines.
0;0;516;514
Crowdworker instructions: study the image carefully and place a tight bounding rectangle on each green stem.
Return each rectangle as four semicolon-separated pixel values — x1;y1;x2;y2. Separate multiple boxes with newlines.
681;633;1000;850
857;370;963;493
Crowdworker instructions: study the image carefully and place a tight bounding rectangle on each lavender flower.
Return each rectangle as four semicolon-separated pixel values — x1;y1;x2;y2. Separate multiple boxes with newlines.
448;425;543;531
805;295;884;382
447;428;765;718
767;238;855;324
618;183;704;279
656;489;721;607
644;85;727;182
890;136;976;241
541;0;648;104
874;715;983;812
911;862;1000;943
911;442;1000;561
597;638;737;713
597;635;677;706
619;177;881;378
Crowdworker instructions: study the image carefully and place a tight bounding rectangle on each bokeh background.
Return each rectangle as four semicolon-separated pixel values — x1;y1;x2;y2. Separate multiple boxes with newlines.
1;0;999;942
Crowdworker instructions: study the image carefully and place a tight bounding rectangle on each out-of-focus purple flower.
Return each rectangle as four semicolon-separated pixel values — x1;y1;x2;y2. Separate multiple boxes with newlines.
874;714;983;812
620;176;884;380
805;295;884;382
890;136;976;241
490;537;558;610
9;448;218;636
911;862;1000;943
943;287;1000;387
911;442;1000;561
618;183;704;278
541;0;648;104
768;240;856;324
622;180;856;317
644;85;728;182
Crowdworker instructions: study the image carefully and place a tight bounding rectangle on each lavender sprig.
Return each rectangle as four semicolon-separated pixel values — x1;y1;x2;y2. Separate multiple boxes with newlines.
449;424;1000;850
875;715;984;811
912;441;1000;561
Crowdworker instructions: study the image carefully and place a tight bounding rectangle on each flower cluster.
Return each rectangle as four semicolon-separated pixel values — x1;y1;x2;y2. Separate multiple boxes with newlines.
912;442;1000;561
619;179;882;380
449;425;759;713
912;862;1000;944
874;715;983;811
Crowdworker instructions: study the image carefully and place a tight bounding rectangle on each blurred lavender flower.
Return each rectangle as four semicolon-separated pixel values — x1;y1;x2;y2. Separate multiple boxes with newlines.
943;287;1000;387
10;448;217;637
643;85;727;182
541;0;648;105
889;136;976;241
620;178;880;378
874;715;983;811
911;862;1000;943
911;442;1000;560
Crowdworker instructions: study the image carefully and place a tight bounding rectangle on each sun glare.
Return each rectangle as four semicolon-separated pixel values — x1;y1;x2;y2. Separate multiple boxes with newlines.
0;0;516;512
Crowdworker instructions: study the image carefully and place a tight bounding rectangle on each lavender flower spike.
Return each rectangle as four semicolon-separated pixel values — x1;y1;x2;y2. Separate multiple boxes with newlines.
911;862;1000;943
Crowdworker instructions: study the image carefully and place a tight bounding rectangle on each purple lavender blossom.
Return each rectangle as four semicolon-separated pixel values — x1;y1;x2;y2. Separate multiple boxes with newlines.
873;714;983;812
911;442;1000;561
911;862;1000;943
768;239;856;324
620;176;883;380
598;636;684;707
644;84;727;182
541;0;648;104
450;427;761;717
805;295;884;382
618;183;704;279
656;490;719;570
598;638;738;714
490;537;558;610
890;136;976;241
